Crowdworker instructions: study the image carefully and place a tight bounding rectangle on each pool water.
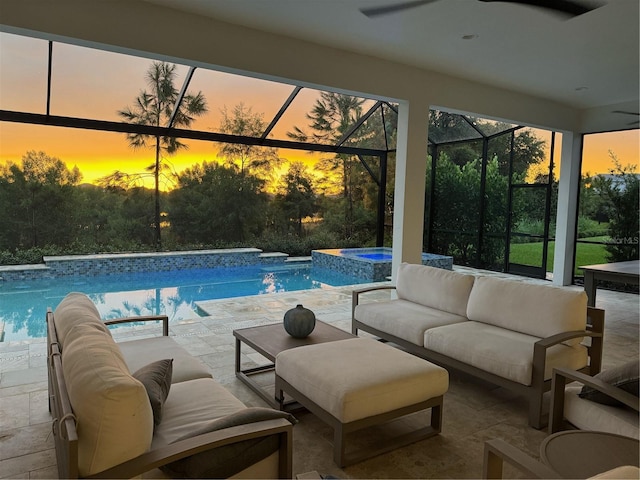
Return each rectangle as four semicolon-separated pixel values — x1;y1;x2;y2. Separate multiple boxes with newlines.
0;264;366;342
354;253;392;261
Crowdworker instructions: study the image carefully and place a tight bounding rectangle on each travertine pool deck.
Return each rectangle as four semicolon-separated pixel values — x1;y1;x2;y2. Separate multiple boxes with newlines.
1;267;638;479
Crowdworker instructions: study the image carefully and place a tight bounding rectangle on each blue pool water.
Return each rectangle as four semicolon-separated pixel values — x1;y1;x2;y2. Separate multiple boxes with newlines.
0;264;366;342
354;253;392;261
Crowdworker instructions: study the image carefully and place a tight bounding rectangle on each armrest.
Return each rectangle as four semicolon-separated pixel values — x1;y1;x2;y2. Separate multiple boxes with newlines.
352;285;396;313
483;438;559;479
104;315;169;336
554;367;639;411
549;367;639;434
534;329;602;350
531;329;603;393
87;418;293;479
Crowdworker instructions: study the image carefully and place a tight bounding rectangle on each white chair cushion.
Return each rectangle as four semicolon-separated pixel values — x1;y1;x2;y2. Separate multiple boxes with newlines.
54;292;111;347
563;385;639;440
396;263;475;316
354;298;467;345
62;323;153;477
151;377;247;448
118;336;213;384
590;466;640;479
276;337;448;423
466;276;587;346
424;322;588;385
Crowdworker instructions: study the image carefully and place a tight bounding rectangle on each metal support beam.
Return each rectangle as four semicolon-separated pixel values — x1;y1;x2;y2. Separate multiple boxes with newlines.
377;152;388;246
336;100;382;147
0;109;387;157
262;86;301;139
46;41;53;116
167;66;196;128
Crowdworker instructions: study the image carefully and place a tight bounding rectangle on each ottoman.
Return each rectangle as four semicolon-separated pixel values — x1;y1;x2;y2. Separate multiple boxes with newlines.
274;337;449;467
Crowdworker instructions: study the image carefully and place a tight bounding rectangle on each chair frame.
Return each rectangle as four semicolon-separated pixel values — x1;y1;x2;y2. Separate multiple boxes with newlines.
483;438;559;479
47;309;293;479
549;366;640;434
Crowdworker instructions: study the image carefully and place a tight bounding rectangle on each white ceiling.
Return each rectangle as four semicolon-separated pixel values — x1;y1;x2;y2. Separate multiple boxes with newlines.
145;0;639;118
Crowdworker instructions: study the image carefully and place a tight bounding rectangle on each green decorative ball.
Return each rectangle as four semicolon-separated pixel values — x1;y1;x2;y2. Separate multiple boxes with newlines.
283;304;316;338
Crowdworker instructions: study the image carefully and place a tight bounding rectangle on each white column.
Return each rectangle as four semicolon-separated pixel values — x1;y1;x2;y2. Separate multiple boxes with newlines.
391;100;430;281
553;132;583;286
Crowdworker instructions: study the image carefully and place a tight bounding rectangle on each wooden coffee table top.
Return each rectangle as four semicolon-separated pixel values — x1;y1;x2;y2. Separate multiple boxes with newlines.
233;320;355;362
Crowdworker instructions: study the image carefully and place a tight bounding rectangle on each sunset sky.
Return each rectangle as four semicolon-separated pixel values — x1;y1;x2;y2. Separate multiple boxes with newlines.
1;31;638;189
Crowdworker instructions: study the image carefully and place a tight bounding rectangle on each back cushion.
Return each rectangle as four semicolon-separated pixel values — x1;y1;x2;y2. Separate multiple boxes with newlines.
62;323;153;476
54;292;111;348
396;263;475;316
466;276;587;345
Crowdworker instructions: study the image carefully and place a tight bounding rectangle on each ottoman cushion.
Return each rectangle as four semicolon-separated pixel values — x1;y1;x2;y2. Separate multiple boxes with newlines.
275;337;448;423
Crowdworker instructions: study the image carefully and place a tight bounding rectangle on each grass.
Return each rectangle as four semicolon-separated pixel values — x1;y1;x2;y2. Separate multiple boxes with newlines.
509;237;609;276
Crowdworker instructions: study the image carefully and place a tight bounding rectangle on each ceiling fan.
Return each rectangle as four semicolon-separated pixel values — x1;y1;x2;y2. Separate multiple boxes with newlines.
360;0;600;18
612;111;640;126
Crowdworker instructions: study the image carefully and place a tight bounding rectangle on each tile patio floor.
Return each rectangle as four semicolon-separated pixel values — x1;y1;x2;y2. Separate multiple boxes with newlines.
0;267;638;479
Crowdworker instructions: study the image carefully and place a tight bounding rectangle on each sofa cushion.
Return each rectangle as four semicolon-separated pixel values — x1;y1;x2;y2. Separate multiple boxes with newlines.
151;377;248;448
579;360;640;406
565;385;639;440
355;299;467;346
62;323;153;477
118;335;212;383
161;408;296;479
396;263;475;316
132;359;173;427
53;292;111;347
466;276;587;346
424;321;588;385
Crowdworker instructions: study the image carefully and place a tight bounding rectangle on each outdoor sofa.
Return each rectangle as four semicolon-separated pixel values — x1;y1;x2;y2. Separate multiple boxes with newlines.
47;292;294;479
352;263;605;428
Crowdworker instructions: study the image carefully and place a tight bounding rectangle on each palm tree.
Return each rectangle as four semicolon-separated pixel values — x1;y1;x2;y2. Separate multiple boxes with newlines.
118;61;207;249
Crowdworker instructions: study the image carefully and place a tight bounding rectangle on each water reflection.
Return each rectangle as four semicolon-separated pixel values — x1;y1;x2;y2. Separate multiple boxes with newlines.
0;265;367;342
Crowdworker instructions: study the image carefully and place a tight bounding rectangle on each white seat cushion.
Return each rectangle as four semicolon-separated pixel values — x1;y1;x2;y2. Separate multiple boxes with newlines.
276;337;448;423
151;378;247;448
424;322;588;385
118;336;213;384
355;299;467;345
563;385;639;440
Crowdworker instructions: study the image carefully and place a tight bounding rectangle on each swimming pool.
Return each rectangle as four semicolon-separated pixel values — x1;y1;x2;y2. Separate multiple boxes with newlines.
0;264;367;342
312;247;453;281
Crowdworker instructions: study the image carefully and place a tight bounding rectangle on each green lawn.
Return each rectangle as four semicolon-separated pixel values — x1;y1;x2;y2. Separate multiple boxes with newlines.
509;237;609;275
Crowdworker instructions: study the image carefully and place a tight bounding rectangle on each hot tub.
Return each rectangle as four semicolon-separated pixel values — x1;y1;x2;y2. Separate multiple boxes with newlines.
311;247;453;282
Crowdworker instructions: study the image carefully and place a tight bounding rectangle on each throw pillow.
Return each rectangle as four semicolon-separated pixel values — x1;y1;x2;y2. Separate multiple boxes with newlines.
161;407;297;478
579;360;639;406
132;358;173;427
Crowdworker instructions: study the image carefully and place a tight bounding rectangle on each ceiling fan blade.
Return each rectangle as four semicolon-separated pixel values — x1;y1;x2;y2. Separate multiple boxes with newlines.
360;0;438;18
478;0;596;17
612;110;640;116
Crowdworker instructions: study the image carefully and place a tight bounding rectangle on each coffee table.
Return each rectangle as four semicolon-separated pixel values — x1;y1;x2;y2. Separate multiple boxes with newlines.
540;431;639;478
234;320;354;409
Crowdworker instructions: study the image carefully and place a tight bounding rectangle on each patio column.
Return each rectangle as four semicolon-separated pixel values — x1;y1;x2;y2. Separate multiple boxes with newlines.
553;132;583;286
392;100;430;281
